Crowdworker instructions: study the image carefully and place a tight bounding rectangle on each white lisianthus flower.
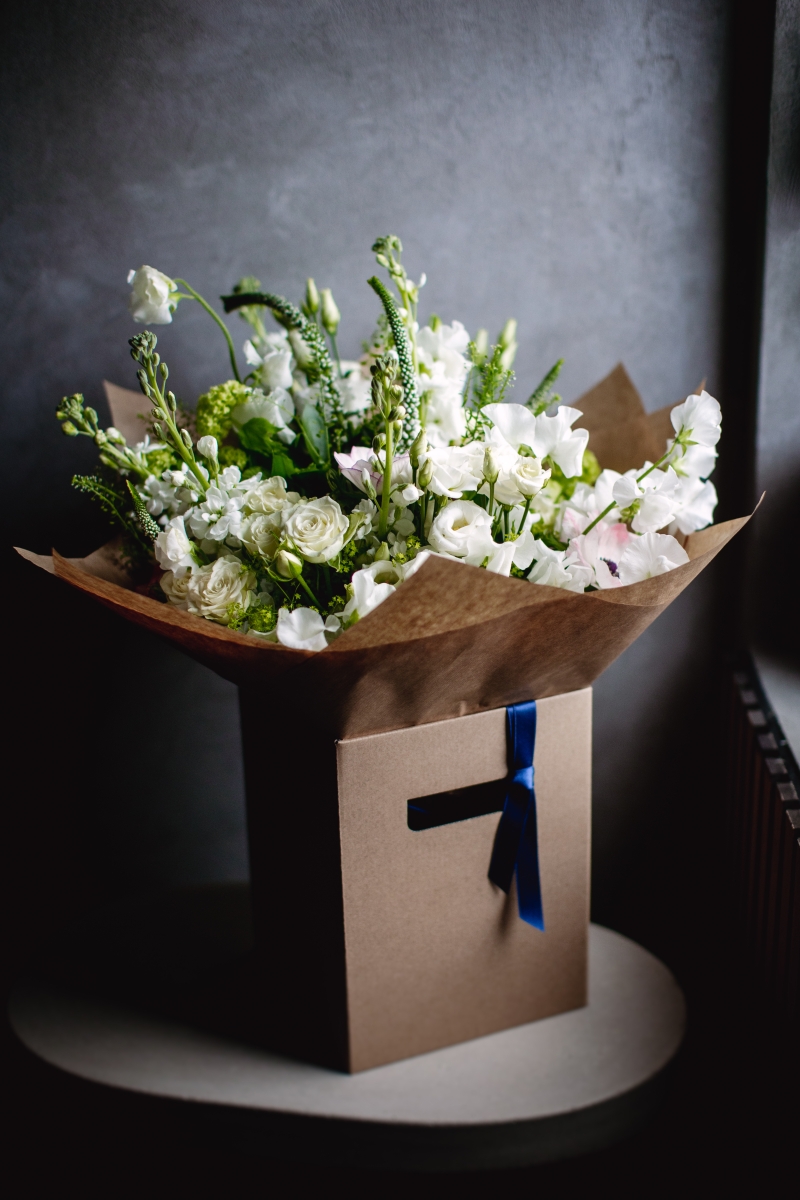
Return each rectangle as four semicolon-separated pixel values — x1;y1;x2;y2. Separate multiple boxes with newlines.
240;512;282;560
127;266;178;325
276;607;340;651
242;475;300;515
186;556;256;624
284;496;349;563
230;387;297;445
342;567;397;623
527;540;594;592
485;540;516;576
334;446;378;492
616;532;689;584
670;390;722;450
159;569;193;608
569;522;632;589
155;519;195;574
421;444;484;498
668;477;718;535
483;403;589;479
428;499;496;565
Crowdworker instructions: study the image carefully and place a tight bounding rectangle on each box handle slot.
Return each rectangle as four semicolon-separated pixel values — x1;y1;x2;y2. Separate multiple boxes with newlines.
407;779;506;831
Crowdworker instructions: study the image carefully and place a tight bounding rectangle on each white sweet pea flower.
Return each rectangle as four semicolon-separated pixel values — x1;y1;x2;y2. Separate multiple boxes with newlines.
671;441;717;480
275;607;340;651
284;496;349;563
668;476;718;535
127;266;178;325
154;519;195;574
558;469;622;541
569;522;632;589
483;403;589;479
342;567;397;623
186;556;256;624
612;466;680;534
338;362;372;415
244;337;294;391
427;499;496;565
670;390;722;450
527;540;593;592
416;320;471;448
422;380;468;447
616;532;689;584
230;386;296;445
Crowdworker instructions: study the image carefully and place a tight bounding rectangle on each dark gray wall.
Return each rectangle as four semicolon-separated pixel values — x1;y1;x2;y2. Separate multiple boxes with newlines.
3;2;730;934
751;0;800;651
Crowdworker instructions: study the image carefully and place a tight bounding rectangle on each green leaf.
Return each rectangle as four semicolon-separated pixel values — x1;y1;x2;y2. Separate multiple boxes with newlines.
298;404;330;467
238;417;282;457
270;451;297;478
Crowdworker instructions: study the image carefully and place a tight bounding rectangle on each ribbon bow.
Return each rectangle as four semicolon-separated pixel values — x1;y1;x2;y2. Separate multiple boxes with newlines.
488;700;545;930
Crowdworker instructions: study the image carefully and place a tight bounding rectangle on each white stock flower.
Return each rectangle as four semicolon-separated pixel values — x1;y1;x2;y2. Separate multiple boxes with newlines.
276;607;340;651
242;475;299;515
284;496;349;563
527;540;593;592
670;390;721;450
196;435;218;461
569;522;632;589
143;474;179;518
186;481;246;544
427;499;495;565
351;498;378;536
186;557;256;623
483;403;589;479
155;520;195;574
616;532;689;584
127;266;178;325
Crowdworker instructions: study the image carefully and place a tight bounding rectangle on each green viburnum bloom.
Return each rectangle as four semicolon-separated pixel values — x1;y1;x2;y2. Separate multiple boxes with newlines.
196;380;252;442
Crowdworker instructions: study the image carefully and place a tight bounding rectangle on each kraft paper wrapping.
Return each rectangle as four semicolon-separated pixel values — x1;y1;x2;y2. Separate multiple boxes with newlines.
17;365;751;738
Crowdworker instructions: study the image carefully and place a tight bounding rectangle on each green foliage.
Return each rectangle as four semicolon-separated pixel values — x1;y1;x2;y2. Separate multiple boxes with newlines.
238;417;283;458
546;447;601;502
196;380;251;442
218;445;249;470
367;276;419;450
463;338;516;439
527;359;564;416
226;596;277;633
72;473;130;527
125;480;161;543
297;405;330;466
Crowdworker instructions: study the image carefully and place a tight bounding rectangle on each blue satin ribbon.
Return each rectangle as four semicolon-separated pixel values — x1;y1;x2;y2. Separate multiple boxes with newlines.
488;700;545;930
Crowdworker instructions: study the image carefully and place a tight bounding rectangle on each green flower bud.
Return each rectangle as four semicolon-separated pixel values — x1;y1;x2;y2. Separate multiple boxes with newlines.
61;421;78;436
372;434;384;453
499;319;517;349
429;313;442;332
181;428;193;449
305;278;320;314
375;254;390;268
374;541;391;561
275;549;303;580
499;342;517;372
320;288;340;335
483;445;500;484
418;457;434;489
474;329;489;364
409;428;427;469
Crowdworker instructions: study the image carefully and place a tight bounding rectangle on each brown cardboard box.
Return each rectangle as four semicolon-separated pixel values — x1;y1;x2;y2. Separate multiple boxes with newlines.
241;687;591;1072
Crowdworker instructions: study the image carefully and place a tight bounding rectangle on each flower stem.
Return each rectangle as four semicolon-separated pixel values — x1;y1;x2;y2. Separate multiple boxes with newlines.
378;417;394;539
517;496;532;534
297;574;321;609
581;445;677;535
175;279;241;382
328;332;343;379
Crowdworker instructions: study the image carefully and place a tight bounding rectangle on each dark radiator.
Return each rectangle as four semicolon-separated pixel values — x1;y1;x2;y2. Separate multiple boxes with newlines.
726;662;800;1016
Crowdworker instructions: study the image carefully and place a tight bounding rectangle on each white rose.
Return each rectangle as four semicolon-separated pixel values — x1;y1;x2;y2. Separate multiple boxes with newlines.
127;266;177;325
155;521;195;573
186;556;256;624
284;496;349;563
427;499;496;565
160;569;192;608
242;475;300;515
276;607;340;651
240;512;282;560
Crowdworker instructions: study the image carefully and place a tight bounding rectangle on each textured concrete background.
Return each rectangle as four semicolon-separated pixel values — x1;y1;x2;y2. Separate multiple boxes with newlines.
752;0;800;651
2;2;732;927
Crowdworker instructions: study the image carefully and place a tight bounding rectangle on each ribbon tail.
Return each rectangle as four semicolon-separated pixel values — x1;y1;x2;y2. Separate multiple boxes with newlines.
488;795;521;893
516;789;545;930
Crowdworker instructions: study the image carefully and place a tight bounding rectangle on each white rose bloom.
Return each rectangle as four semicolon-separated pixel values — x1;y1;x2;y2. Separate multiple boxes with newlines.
568;522;632;589
240;512;282;560
484;402;589;479
242;475;300;515
186;556;256;624
670;390;722;450
342;567;397;623
616;532;689;585
276;607;340;652
284;496;350;563
527;540;593;592
230;386;296;446
428;499;496;565
155;520;195;574
127;266;178;325
668;476;718;535
160;569;193;608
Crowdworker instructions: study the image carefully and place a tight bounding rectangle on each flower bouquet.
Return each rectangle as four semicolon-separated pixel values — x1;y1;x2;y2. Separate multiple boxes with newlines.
18;235;751;1070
